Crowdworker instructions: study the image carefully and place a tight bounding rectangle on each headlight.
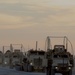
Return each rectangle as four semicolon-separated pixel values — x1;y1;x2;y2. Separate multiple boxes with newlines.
4;62;7;64
68;67;71;70
30;62;33;65
55;67;58;69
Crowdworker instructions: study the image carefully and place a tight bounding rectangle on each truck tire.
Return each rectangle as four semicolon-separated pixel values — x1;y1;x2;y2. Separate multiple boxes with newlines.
51;69;55;75
46;70;49;75
62;72;68;75
46;69;51;75
68;70;72;75
63;70;72;75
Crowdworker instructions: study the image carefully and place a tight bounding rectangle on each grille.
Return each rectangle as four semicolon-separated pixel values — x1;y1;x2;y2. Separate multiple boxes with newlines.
60;67;67;70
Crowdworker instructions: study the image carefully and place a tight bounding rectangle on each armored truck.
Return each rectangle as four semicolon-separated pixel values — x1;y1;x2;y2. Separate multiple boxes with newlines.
46;36;74;75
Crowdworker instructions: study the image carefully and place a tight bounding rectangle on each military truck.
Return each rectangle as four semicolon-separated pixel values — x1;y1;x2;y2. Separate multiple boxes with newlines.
46;36;74;75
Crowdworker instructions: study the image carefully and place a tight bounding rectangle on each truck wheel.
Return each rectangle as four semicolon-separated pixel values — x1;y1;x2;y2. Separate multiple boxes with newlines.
63;70;72;75
46;71;49;75
68;70;72;75
46;70;51;75
63;73;68;75
51;69;55;75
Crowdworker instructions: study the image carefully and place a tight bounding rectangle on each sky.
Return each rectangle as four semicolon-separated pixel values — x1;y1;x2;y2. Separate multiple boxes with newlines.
0;0;75;54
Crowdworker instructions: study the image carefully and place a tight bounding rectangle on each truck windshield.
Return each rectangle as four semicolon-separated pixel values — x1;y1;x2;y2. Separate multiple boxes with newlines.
53;55;68;58
61;55;68;58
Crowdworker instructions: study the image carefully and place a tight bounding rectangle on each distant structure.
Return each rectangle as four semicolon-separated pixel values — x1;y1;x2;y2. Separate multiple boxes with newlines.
0;51;3;65
4;50;11;66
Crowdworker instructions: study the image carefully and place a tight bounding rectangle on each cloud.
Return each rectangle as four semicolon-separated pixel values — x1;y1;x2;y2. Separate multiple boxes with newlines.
0;0;75;30
0;0;75;16
38;6;75;26
0;0;19;4
0;13;21;24
0;0;75;7
0;13;36;29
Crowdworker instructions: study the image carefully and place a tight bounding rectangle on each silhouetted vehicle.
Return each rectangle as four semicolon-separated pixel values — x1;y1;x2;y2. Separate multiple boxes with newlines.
4;50;12;66
12;49;24;66
46;36;74;75
27;49;47;72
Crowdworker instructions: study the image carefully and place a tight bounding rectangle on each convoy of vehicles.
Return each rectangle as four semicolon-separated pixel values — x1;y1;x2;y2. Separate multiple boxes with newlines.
0;36;74;75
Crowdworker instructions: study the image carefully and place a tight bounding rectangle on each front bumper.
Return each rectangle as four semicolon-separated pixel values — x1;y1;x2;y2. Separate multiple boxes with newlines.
54;66;72;72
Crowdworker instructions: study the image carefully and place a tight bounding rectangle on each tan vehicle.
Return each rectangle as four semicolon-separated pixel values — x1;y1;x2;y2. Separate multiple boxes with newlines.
46;36;74;75
27;49;47;72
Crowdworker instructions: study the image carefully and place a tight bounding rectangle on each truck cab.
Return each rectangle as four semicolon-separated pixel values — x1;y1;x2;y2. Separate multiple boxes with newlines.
51;52;72;75
53;45;65;53
47;45;73;75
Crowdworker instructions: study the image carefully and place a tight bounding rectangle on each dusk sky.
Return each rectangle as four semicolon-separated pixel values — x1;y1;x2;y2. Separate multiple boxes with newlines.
0;0;75;53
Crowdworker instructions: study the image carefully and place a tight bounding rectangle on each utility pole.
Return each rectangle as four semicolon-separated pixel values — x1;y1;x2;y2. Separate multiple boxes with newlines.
36;41;38;51
10;44;13;69
47;36;50;51
2;46;4;66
